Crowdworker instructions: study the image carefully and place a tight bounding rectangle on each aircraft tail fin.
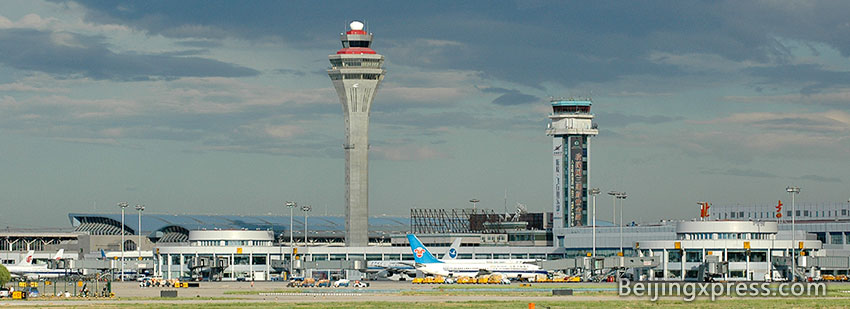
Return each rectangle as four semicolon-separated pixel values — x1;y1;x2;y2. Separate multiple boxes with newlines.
53;249;64;261
407;234;441;264
442;237;461;260
100;249;107;259
17;250;35;266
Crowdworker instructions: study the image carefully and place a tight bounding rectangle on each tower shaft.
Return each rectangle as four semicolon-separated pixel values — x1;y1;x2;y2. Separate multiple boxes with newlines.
327;22;385;246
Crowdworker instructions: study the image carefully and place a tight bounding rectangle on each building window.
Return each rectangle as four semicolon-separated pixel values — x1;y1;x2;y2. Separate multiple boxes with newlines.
668;251;682;263
669;270;682;279
686;251;702;263
751;251;767;262
727;251;746;262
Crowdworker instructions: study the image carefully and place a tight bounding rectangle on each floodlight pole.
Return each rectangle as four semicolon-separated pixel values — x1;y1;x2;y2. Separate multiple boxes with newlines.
302;205;312;246
608;191;618;239
285;201;296;276
617;193;628;256
589;188;601;257
136;204;145;271
786;186;800;281
118;202;129;281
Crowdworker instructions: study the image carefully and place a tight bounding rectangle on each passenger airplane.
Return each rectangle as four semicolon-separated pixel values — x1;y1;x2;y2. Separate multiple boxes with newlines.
5;249;71;279
367;237;462;278
407;234;547;280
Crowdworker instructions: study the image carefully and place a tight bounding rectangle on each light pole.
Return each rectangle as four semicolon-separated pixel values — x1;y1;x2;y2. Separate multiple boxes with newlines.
786;186;800;281
589;188;601;257
285;201;296;246
608;191;618;233
118;202;129;281
607;191;619;256
469;199;479;211
617;193;628;256
285;201;296;277
302;205;312;245
135;204;145;270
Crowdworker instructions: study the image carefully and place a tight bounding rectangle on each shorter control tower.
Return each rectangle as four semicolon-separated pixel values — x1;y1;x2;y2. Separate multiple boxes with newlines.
546;99;598;231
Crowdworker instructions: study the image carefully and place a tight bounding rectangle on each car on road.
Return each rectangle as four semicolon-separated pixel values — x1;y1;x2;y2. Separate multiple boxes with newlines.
332;279;350;287
0;288;10;298
351;280;370;288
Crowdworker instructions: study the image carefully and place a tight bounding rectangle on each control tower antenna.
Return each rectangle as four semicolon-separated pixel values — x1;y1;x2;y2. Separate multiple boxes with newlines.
327;20;386;247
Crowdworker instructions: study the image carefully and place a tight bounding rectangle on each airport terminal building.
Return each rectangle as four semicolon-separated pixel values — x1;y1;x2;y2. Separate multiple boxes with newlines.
3;203;850;282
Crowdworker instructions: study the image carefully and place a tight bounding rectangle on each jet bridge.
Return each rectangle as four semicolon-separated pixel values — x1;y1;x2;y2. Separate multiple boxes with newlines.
534;256;661;280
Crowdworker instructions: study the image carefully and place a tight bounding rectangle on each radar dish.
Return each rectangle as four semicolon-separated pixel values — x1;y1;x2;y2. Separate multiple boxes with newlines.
350;21;365;31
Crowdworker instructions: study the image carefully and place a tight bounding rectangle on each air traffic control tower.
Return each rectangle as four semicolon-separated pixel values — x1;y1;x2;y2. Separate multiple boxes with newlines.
546;99;598;236
327;21;385;246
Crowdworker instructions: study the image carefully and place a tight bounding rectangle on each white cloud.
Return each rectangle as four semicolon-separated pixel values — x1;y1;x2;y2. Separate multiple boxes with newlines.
0;10;130;33
0;82;69;93
263;124;304;139
648;51;762;73
379;86;469;103
372;145;450;161
55;137;121;146
723;89;850;104
708;110;850;133
0;13;56;30
160;77;336;113
0;15;11;28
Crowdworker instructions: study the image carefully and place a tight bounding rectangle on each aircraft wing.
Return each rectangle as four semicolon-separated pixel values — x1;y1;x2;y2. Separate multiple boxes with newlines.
385;267;417;276
476;269;492;277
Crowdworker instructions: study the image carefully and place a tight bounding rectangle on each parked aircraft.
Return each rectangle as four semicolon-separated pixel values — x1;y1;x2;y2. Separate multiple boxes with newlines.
5;249;70;279
407;234;546;280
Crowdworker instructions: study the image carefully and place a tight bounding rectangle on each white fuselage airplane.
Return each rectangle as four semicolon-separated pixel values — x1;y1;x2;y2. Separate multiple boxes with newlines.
367;237;463;278
406;234;546;280
5;249;70;279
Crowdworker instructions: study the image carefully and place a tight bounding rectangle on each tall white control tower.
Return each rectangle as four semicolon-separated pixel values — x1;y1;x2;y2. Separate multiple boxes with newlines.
546;99;598;232
327;21;385;247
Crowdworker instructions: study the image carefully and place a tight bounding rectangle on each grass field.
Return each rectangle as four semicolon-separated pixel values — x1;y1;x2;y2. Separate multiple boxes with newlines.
221;282;850;298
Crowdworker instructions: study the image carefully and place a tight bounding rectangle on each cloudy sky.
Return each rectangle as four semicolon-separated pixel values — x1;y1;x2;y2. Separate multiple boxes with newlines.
2;1;849;228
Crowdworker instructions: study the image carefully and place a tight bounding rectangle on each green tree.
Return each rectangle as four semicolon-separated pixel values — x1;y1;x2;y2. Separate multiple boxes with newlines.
0;264;10;287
